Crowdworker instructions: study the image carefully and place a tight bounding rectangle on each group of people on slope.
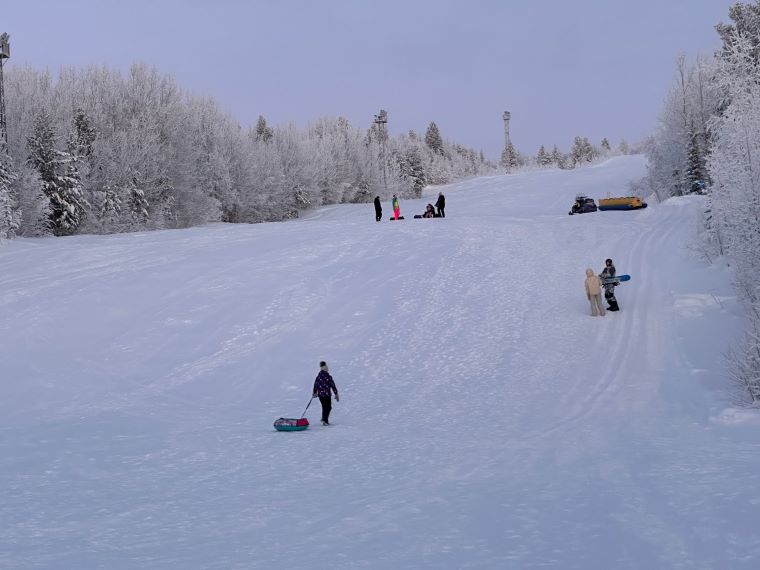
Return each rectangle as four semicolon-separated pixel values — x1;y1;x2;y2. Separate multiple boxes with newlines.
583;258;620;317
373;192;445;221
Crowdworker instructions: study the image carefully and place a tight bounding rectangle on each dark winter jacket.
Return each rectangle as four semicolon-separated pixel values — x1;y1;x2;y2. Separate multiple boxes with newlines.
313;370;338;398
435;194;445;209
374;196;382;214
601;264;616;291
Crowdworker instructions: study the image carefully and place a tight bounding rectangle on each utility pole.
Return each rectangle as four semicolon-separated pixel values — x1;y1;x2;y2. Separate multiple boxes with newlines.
374;109;388;190
502;110;511;174
0;33;10;152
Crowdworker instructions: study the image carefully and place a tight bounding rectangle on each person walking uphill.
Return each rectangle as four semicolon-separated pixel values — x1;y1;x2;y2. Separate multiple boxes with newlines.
312;361;339;425
435;192;445;218
601;258;620;311
374;196;382;222
584;268;606;317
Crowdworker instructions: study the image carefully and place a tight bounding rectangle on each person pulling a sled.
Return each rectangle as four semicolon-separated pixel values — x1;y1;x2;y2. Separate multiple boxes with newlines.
435;192;445;218
374;196;382;222
600;258;620;311
584;268;606;317
312;361;339;425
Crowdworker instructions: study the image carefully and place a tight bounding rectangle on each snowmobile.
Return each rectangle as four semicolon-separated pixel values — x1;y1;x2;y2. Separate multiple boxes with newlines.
569;195;598;215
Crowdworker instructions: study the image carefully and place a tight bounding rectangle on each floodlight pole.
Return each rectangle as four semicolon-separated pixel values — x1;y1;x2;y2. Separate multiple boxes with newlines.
374;109;388;190
0;33;10;152
502;110;511;174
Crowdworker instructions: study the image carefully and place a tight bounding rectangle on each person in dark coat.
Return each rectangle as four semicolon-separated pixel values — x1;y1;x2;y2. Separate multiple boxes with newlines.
435;192;445;217
600;258;620;311
312;361;339;425
373;196;382;222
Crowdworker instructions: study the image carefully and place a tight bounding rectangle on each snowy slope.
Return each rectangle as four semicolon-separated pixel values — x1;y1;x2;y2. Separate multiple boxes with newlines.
1;156;759;569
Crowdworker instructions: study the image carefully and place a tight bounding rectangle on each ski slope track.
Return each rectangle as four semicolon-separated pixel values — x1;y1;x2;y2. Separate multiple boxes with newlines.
1;156;759;569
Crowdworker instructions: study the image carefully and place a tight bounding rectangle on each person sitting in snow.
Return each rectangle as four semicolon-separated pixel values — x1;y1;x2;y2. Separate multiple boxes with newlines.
423;203;436;218
584;268;606;317
600;258;620;311
312;361;339;426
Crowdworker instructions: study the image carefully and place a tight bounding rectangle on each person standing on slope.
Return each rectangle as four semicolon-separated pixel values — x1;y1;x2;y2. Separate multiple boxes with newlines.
312;361;339;426
435;192;446;218
600;258;620;312
584;268;606;317
392;194;401;220
374;196;382;222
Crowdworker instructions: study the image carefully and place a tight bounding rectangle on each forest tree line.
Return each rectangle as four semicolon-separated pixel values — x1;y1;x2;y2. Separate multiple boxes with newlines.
0;64;501;238
0;62;629;241
643;0;760;405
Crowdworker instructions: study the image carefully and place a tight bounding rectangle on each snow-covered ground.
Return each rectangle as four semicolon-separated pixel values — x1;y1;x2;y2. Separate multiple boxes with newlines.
2;155;759;569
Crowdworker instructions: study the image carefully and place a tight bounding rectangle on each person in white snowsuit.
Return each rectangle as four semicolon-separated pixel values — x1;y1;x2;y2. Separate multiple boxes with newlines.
584;268;606;317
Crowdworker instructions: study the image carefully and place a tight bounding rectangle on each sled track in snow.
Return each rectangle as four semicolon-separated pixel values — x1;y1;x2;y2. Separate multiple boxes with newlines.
525;206;681;441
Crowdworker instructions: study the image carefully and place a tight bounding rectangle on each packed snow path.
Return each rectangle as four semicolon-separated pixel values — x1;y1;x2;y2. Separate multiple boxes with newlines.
1;156;759;569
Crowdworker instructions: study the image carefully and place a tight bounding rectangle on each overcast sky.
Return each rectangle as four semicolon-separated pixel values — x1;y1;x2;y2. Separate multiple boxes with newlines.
3;0;737;159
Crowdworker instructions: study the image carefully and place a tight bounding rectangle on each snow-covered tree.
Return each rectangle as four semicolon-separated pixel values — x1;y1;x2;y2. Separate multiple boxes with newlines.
569;136;598;166
27;111;89;235
0;155;21;240
128;179;150;225
536;145;552;167
424;122;444;155
500;141;520;171
255;115;273;143
97;185;122;228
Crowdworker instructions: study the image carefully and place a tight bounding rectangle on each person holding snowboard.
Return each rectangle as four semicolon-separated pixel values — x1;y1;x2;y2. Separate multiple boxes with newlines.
392;194;401;220
600;258;620;311
435;192;445;218
374;196;382;222
584;268;606;317
312;361;339;425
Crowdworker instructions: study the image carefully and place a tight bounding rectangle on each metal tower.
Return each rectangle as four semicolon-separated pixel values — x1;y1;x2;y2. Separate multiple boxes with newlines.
502;110;511;173
373;109;388;190
0;33;9;152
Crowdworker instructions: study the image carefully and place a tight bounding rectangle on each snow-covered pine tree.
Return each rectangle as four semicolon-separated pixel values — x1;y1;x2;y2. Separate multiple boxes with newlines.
536;145;551;167
601;138;612;154
686;128;707;193
128;178;149;225
397;145;427;197
255;115;273;143
98;185;122;228
0;155;21;240
500;141;519;171
52;134;90;234
27;111;89;235
425;122;444;155
550;145;565;169
72;108;96;158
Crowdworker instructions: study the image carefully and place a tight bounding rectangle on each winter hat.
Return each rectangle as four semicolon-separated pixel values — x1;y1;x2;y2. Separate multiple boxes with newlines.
320;361;328;372
605;258;613;265
586;268;594;277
